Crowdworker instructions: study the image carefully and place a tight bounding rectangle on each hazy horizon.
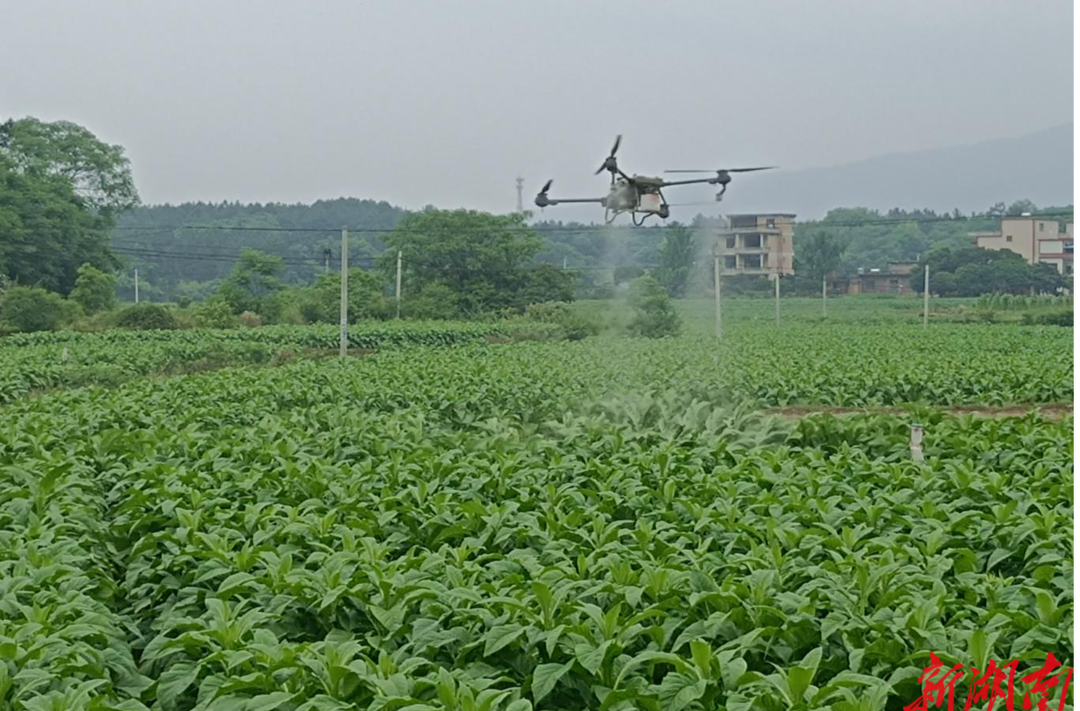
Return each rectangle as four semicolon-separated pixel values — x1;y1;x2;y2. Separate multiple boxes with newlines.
4;0;1073;214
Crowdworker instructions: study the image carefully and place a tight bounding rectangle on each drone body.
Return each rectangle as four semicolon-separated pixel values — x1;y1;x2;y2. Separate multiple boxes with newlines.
535;135;775;225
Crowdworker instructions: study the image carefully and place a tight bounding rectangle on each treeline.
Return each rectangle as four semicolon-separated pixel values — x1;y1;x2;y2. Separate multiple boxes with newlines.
112;198;407;300
3;115;1073;321
114;200;1074;301
799;201;1072;275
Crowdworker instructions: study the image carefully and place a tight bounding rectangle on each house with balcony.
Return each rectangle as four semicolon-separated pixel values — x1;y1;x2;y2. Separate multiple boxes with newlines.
971;216;1074;276
716;213;795;277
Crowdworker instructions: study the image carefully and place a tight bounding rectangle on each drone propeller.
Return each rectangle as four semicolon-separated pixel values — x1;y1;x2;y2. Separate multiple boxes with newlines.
595;134;623;175
540;179;553;194
664;166;777;174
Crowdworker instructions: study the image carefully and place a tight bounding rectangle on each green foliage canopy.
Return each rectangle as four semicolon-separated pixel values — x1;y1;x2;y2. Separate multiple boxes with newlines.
0;117;137;293
69;263;118;315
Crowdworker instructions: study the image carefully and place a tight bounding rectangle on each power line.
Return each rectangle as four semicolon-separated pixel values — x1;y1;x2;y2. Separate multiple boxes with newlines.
110;245;626;273
109;209;1073;237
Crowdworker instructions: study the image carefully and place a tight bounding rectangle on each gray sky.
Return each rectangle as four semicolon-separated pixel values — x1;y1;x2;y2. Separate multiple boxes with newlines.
3;0;1073;214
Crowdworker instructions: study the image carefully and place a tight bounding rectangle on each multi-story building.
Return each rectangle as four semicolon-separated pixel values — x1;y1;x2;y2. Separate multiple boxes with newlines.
971;216;1074;276
716;213;795;277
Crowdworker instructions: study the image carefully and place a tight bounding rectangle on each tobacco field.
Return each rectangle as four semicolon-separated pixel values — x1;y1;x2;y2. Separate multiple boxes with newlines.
0;325;1073;710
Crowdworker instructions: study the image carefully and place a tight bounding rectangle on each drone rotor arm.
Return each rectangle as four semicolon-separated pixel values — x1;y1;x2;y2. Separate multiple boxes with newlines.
659;176;721;188
535;195;608;207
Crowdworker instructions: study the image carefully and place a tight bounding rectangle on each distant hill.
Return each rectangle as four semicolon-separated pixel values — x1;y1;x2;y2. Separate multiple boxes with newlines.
727;123;1073;219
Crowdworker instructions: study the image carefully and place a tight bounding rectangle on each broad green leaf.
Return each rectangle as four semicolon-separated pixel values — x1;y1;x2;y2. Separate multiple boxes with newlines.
531;661;573;703
483;624;526;657
656;671;707;711
157;661;200;711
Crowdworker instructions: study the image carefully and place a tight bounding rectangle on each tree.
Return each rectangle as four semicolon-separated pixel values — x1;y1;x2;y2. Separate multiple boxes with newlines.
626;276;681;338
518;264;576;306
216;250;286;319
1006;199;1038;216
0;117;138;215
379;209;544;313
297;268;390;323
796;230;844;281
655;223;696;298
613;265;645;286
69;263;117;315
0;117;137;294
0;285;78;332
911;246;1066;296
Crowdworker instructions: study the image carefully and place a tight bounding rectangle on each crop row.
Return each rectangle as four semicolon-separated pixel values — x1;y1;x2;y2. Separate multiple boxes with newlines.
0;323;563;404
0;344;1072;710
0;323;1072;408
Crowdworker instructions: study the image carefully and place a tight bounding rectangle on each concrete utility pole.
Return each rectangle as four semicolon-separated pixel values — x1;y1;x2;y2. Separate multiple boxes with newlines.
713;253;723;339
822;274;827;318
395;250;403;319
340;227;348;357
774;273;781;326
134;269;139;303
923;263;930;329
515;177;525;213
323;247;331;275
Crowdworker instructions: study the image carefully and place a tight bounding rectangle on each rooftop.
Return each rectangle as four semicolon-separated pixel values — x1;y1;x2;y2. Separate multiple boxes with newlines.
724;213;797;218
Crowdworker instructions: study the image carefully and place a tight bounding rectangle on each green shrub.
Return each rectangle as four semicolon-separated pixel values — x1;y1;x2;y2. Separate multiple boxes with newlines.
525;301;601;340
402;283;461;320
113;303;179;330
1022;309;1073;326
192;300;238;329
69;263;117;315
626;276;681;338
0;286;79;332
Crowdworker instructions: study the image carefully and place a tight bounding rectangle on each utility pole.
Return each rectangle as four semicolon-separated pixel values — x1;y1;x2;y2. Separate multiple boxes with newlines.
923;263;930;329
562;255;568;270
774;272;781;326
395;250;403;319
134;269;139;303
323;247;331;275
713;251;723;339
340;227;348;357
822;274;827;318
515;176;525;213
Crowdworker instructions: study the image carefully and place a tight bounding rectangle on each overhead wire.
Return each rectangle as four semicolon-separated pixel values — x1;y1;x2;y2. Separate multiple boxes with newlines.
107;208;1073;274
108;208;1074;237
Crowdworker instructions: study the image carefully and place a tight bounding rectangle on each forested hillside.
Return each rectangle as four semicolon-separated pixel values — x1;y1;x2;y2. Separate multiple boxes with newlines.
108;198;1073;300
111;199;407;300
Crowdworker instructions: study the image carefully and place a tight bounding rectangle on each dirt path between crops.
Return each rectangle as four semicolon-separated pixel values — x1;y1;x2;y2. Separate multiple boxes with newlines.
762;403;1073;420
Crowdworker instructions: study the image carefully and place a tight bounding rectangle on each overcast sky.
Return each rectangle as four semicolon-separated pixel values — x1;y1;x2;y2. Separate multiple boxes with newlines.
3;0;1073;214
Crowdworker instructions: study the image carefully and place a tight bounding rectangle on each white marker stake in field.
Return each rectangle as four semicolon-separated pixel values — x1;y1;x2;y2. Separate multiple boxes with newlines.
910;423;924;462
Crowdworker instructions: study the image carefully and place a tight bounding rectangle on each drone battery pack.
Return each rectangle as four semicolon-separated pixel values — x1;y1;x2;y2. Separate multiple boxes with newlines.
639;193;662;213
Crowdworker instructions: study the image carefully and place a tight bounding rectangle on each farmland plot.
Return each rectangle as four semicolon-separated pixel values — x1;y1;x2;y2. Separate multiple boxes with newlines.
0;322;1072;407
0;336;1071;710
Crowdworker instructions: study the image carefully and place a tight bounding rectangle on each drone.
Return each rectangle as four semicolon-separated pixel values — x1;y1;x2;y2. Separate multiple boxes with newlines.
535;135;776;225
